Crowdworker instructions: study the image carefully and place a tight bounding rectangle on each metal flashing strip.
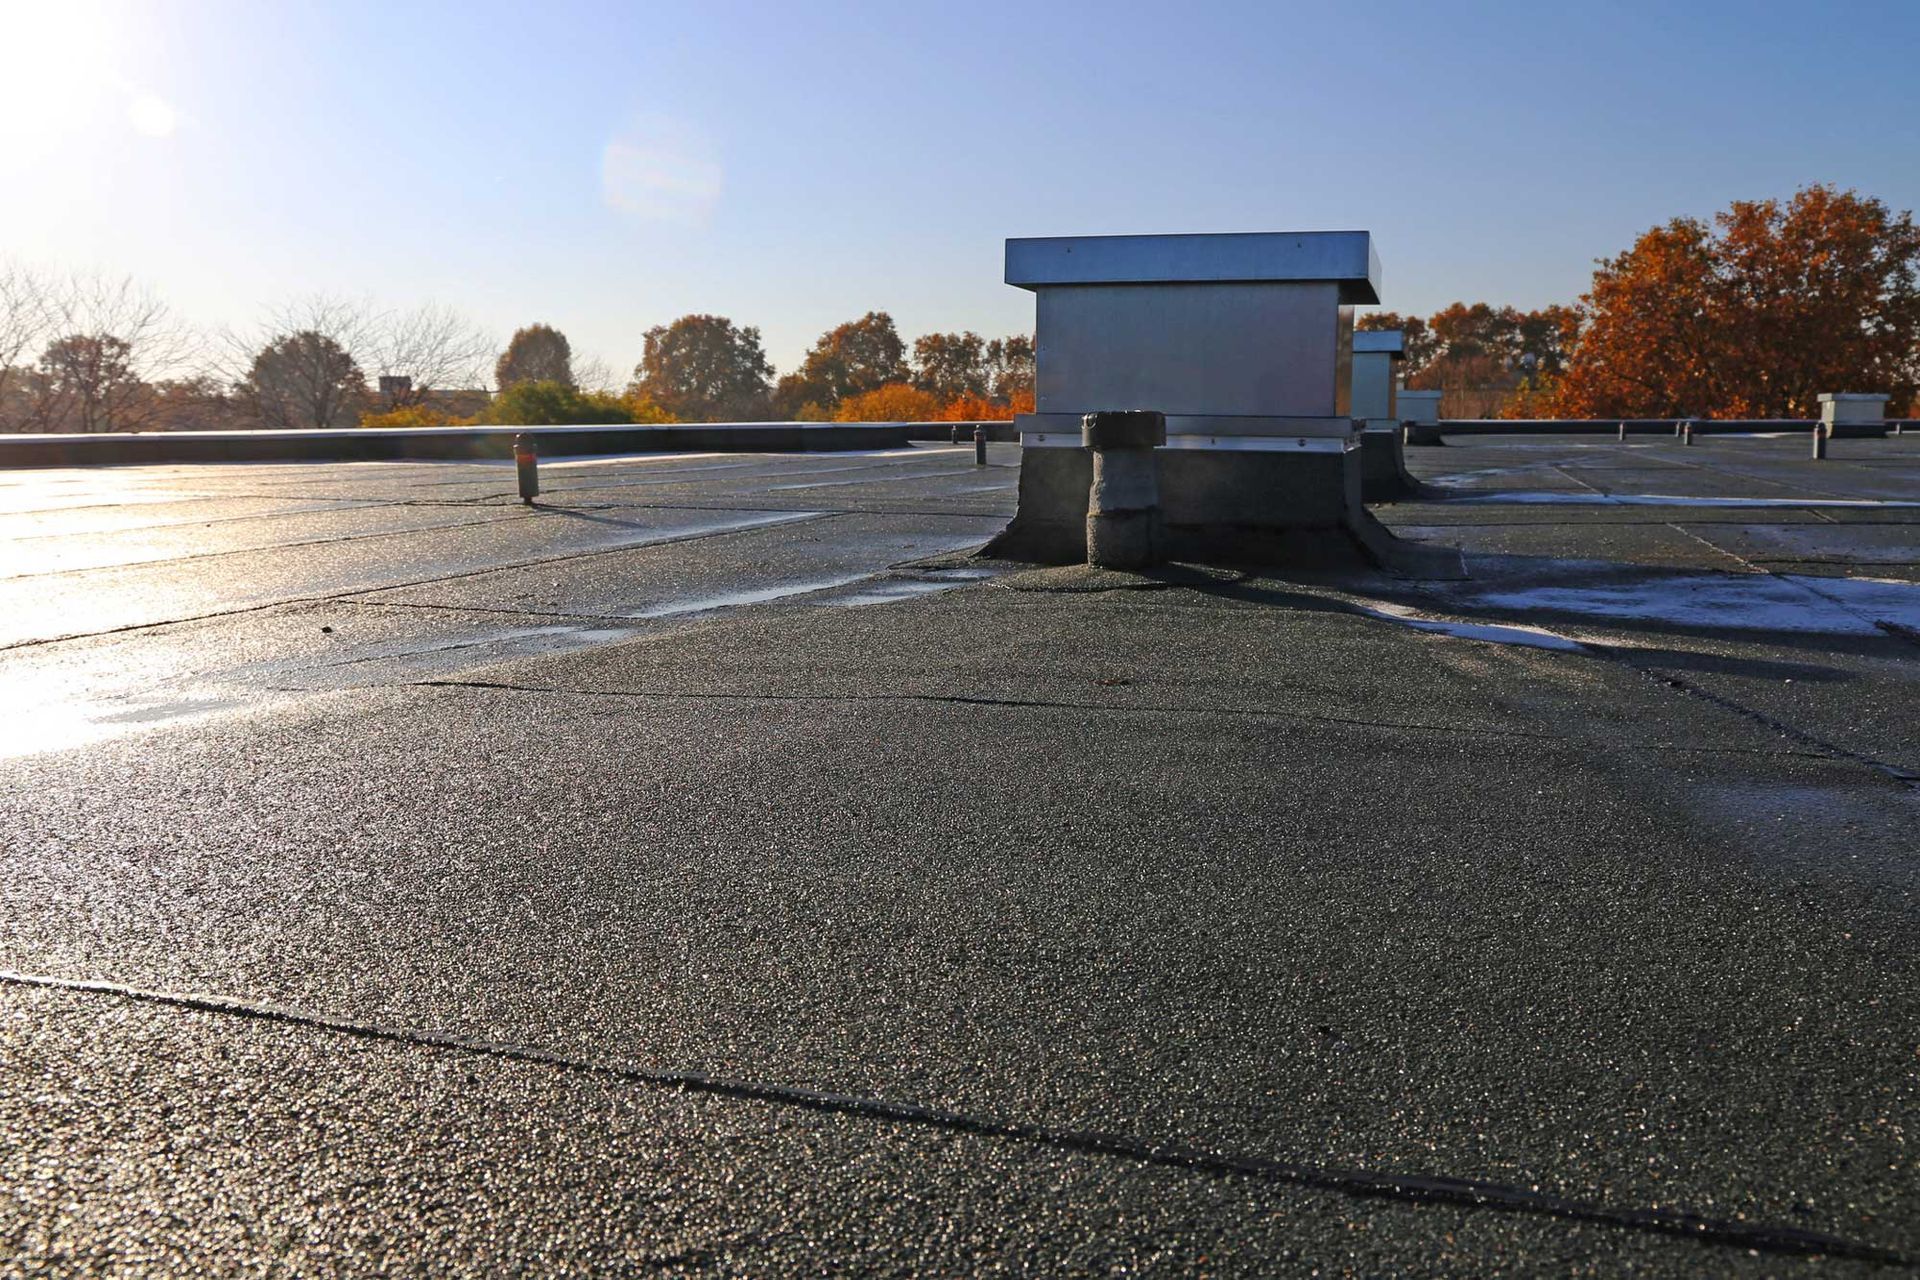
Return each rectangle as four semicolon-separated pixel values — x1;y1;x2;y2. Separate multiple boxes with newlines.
1162;434;1356;453
1020;432;1355;453
1019;431;1087;449
1017;413;1357;439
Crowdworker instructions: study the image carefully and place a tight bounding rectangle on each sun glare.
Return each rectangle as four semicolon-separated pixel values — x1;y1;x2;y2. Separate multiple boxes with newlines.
0;2;174;152
0;4;114;130
127;93;177;138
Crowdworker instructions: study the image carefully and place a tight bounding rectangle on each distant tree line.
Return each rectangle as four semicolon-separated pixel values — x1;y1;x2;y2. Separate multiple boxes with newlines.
0;271;199;433
4;186;1909;431
0;269;1035;432
0;277;506;433
1358;302;1580;419
379;310;1035;428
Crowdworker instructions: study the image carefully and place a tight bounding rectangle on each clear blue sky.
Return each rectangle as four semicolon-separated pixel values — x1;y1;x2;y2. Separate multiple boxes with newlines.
3;0;1916;379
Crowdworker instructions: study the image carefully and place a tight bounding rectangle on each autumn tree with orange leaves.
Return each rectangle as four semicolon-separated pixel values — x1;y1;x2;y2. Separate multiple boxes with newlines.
832;382;944;422
1544;186;1920;418
1359;305;1576;390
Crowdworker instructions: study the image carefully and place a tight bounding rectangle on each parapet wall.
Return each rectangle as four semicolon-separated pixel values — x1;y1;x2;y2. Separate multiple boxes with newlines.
0;422;915;469
1432;418;1900;436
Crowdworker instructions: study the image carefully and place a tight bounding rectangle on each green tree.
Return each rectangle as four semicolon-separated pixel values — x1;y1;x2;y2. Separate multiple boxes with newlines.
1374;304;1577;394
1356;312;1433;373
240;329;365;428
630;314;772;421
1514;305;1579;379
774;311;908;416
1419;303;1528;393
479;380;634;425
984;334;1034;402
911;331;988;400
35;333;142;432
495;323;574;389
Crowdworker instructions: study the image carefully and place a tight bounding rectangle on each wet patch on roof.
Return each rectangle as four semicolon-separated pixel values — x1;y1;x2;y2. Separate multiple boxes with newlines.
1352;601;1588;652
1464;571;1920;637
1447;492;1920;509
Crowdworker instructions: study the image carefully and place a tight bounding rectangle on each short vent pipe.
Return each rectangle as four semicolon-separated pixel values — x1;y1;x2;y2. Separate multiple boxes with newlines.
514;433;539;503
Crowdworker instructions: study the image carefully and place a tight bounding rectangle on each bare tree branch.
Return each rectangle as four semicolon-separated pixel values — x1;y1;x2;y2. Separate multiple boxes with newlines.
0;262;56;428
29;273;198;433
215;295;376;428
367;304;495;408
570;354;618;395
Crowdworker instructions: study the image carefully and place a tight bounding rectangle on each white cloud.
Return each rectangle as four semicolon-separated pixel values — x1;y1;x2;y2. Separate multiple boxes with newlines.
601;115;722;226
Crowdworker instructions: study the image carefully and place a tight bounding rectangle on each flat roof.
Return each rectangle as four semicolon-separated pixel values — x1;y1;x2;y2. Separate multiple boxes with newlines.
1353;330;1406;356
3;433;1915;1274
1005;231;1381;304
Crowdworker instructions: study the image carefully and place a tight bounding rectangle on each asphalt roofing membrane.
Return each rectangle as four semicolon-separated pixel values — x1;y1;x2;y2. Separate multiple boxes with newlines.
0;435;1914;1274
